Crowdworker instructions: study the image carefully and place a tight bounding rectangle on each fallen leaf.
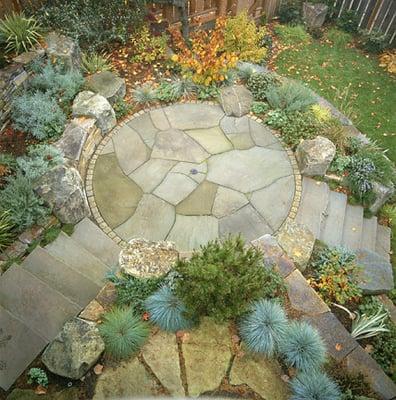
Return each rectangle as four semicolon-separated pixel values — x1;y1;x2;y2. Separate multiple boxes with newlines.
34;385;47;395
94;364;104;375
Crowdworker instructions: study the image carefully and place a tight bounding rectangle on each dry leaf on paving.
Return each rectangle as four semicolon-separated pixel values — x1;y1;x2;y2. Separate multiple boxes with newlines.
94;364;104;375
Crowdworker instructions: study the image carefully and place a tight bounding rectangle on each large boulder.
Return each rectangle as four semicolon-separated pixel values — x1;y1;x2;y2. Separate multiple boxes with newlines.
296;136;336;176
219;85;253;117
45;32;81;70
42;318;104;380
369;182;395;214
302;2;328;28
276;220;315;272
355;249;394;294
35;165;89;224
86;71;126;105
72;91;116;134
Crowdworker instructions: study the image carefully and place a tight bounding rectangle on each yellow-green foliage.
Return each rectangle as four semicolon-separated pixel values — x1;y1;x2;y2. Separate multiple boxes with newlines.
311;104;332;123
224;12;267;63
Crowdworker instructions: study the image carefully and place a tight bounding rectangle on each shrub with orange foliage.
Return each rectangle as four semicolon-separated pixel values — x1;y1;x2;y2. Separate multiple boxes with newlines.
170;18;238;86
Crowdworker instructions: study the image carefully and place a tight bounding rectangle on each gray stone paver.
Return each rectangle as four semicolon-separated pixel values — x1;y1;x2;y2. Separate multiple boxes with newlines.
212;186;248;218
249;119;280;147
176;181;218;215
149;108;171;131
127;112;158;148
185;127;233;154
100;139;114;155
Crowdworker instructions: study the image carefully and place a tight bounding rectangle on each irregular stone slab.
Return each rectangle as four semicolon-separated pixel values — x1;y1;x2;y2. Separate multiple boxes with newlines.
115;194;175;241
251;175;295;231
151;129;209;163
164;103;224;130
170;161;207;184
277;220;315;271
370;182;395;214
302;312;358;362
93;357;160;399
230;352;289;400
219;85;253;117
212;186;248;218
128;113;158;148
72;91;116;134
167;215;219;251
355;250;394;294
101;139;114;155
93;154;142;228
0;306;47;391
225;131;255;150
119;238;178;277
153;173;198;206
219;204;273;242
42;318;105;379
113;125;150;175
45;32;81;70
220;115;250;135
35;165;89;225
79;299;105;322
185;127;233;154
285;270;330;315
207;147;293;193
150;108;171;131
86;71;126;105
176;181;218;215
182;318;231;396
296;136;336;176
129;159;176;193
141;331;184;396
249;119;280;147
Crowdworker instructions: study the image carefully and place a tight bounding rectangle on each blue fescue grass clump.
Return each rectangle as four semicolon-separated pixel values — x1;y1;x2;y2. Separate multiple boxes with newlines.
239;299;288;356
280;320;326;371
99;306;149;360
144;285;193;332
290;371;341;400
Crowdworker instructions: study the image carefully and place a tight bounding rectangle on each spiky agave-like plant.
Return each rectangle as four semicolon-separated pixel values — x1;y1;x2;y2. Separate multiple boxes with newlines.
280;321;326;371
144;286;193;332
239;299;288;356
290;371;341;400
132;83;157;104
99;306;149;360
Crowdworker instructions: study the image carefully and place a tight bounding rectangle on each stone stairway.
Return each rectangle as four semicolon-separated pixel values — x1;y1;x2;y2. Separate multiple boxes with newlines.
0;218;122;391
296;177;392;260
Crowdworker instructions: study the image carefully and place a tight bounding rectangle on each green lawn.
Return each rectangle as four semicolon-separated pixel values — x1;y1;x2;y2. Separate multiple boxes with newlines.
272;28;396;162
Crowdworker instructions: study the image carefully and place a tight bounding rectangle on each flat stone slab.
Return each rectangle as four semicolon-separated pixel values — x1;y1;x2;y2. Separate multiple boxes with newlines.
182;318;231;396
185;127;233;154
127;112;158;148
212;186;248;218
249;119;280;147
150;108;170;131
154;173;198;206
170;161;207;184
176;181;218;215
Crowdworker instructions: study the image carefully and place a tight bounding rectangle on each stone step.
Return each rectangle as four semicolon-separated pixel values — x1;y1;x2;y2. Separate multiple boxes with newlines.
376;224;391;261
0;306;47;391
360;217;377;252
71;217;121;267
296;178;330;238
44;232;109;286
342;204;364;251
0;265;80;341
21;246;101;308
319;191;347;247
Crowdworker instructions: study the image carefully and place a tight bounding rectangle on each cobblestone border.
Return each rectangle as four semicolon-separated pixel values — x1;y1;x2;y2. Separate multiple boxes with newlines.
84;100;302;249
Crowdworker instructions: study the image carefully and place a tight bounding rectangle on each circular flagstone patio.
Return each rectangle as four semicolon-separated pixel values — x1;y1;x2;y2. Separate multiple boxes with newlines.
87;102;300;251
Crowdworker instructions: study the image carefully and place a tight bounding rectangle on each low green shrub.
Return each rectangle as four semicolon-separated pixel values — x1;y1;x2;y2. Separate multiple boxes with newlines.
27;368;48;387
12;92;66;140
155;78;195;103
325;27;353;48
379;204;396;227
113;98;132;119
237;63;255;82
278;1;302;25
132;83;157;105
0;210;16;252
251;101;270;115
274;24;311;45
174;235;285;321
195;84;219;100
247;72;279;101
82;52;113;74
337;10;359;34
329;154;351;175
359;29;389;54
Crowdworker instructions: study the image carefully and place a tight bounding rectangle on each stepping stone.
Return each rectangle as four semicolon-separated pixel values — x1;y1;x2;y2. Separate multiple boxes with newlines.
45;232;109;287
153;173;198;206
230;353;289;400
167;215;218;251
319;190;347;247
113;125;150;175
150;108;171;131
185;127;233;154
250;175;295;231
182;318;231;396
170;161;207;184
212;186;248;218
127;113;158;148
129;158;176;193
375;224;391;261
72;217;122;267
207;147;293;193
360;217;377;252
0;306;47;391
296;178;330;238
141;331;184;396
22;247;100;307
151;129;209;163
342;204;364;251
115;194;175;242
163;103;224;130
93;154;143;228
176;181;218;215
219;204;273;242
0;266;80;341
249;119;280;148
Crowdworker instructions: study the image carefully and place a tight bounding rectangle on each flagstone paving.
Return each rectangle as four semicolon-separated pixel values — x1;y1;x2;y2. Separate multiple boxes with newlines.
90;103;298;251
